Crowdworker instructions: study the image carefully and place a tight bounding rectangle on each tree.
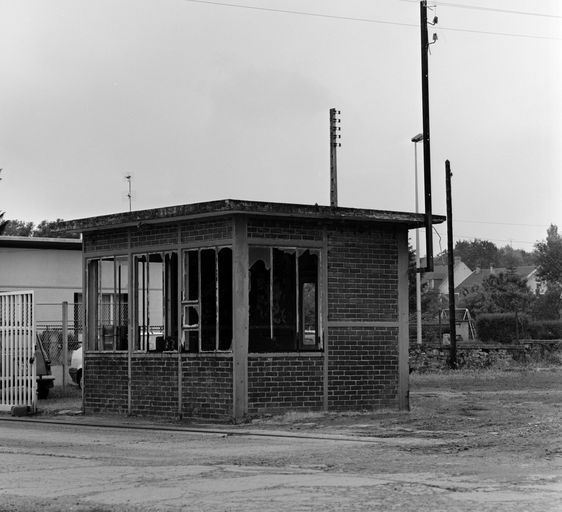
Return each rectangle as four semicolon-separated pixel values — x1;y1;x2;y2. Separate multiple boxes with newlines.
460;270;535;318
454;239;499;270
2;219;34;236
0;212;8;235
1;218;79;238
33;219;79;238
535;224;562;285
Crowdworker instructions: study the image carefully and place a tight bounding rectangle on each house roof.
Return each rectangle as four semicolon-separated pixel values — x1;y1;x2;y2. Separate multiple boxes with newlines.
456;265;536;292
62;199;446;233
0;236;82;251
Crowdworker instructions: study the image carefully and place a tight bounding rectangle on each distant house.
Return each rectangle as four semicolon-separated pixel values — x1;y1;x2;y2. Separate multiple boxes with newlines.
456;265;542;296
421;256;472;296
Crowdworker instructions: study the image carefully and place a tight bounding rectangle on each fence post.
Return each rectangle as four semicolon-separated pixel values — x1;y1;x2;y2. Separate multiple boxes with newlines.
62;301;68;389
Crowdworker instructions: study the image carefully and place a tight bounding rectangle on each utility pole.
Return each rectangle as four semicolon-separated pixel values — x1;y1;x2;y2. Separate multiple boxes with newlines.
329;108;341;207
419;0;438;272
446;160;457;369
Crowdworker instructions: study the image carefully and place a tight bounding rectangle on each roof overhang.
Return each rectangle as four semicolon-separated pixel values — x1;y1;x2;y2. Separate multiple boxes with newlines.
0;236;82;250
61;199;446;233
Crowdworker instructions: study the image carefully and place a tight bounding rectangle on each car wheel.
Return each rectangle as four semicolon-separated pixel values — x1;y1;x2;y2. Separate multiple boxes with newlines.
77;369;82;389
37;382;49;400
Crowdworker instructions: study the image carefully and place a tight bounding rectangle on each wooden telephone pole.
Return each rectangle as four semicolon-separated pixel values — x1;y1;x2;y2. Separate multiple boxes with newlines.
446;160;457;369
419;0;438;272
329;108;341;207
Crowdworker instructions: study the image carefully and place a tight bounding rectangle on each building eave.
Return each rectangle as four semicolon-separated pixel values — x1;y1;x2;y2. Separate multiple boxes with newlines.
61;199;446;233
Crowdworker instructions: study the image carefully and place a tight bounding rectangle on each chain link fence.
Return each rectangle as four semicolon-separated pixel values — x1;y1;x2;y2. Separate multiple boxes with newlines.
36;302;83;387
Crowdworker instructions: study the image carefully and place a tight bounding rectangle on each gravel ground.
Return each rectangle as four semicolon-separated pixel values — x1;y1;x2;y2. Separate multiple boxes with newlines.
0;367;560;511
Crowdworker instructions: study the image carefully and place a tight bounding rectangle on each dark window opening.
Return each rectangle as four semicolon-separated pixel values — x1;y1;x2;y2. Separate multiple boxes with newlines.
182;247;232;352
249;247;321;353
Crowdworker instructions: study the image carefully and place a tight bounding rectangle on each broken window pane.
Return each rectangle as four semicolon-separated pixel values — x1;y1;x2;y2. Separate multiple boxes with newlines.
272;248;297;351
249;247;321;353
200;249;217;351
299;250;319;349
184;250;199;302
249;247;271;352
218;248;233;351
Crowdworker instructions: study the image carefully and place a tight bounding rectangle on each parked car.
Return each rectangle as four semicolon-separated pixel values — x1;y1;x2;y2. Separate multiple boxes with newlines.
0;335;54;399
35;335;55;399
69;346;83;388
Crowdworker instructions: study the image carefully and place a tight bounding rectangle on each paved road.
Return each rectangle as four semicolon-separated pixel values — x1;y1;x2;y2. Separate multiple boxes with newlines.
0;417;560;511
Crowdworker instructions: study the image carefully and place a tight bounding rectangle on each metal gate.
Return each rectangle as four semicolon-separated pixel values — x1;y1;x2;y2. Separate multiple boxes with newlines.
0;291;36;412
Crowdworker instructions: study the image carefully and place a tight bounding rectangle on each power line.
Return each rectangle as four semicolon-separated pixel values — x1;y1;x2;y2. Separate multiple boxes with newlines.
185;0;417;27
401;0;562;20
455;219;552;228
184;0;562;41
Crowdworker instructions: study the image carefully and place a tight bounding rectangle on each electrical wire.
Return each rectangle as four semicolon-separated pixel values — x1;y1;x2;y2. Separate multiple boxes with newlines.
400;0;562;20
184;0;562;41
455;220;552;228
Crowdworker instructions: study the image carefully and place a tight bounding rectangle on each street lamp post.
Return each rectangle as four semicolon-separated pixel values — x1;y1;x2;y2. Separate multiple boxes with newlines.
411;133;424;345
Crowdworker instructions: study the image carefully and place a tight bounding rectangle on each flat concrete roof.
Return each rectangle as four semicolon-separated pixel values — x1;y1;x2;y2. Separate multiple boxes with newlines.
0;236;82;250
63;199;446;233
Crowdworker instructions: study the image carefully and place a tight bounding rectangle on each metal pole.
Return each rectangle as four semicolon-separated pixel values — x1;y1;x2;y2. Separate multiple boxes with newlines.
445;160;457;369
62;301;68;389
420;0;434;272
414;142;422;345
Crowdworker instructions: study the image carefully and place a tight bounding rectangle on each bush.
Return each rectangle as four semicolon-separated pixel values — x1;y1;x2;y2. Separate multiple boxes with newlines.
527;320;562;340
476;313;529;343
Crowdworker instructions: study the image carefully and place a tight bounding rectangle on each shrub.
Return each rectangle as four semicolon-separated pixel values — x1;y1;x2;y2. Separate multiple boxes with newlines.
476;313;529;343
527;320;562;340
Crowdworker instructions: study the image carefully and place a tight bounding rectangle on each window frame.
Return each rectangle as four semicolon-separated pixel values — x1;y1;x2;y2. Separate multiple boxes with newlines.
181;245;233;353
248;245;323;353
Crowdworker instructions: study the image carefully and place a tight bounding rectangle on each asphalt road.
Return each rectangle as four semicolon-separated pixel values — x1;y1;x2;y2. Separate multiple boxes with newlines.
0;411;560;512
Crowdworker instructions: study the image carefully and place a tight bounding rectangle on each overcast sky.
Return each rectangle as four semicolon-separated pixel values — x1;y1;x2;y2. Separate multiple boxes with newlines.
0;0;560;254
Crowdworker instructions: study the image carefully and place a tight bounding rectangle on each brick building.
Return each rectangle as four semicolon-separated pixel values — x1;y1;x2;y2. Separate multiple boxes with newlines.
65;199;444;421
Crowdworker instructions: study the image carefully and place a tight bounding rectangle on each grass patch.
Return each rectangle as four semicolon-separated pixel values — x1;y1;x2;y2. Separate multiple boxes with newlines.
411;367;562;391
47;385;82;400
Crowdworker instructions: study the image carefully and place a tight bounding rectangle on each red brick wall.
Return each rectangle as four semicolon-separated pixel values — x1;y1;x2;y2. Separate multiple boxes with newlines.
248;218;322;241
180;218;232;244
327;226;398;322
131;355;179;417
84;228;129;253
131;224;178;248
248;355;324;415
83;354;128;415
328;327;398;410
326;224;401;410
182;356;233;420
83;218;233;255
83;354;233;419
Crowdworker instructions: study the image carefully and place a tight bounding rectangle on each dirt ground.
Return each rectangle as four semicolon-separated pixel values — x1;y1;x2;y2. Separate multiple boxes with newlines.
0;367;560;511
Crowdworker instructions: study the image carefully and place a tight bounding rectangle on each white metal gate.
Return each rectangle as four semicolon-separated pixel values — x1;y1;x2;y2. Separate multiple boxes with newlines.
0;291;36;412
